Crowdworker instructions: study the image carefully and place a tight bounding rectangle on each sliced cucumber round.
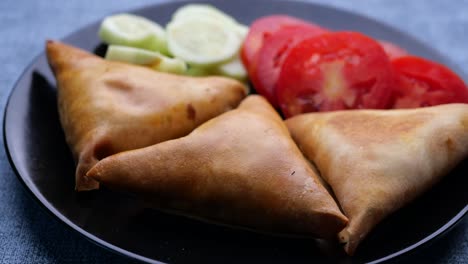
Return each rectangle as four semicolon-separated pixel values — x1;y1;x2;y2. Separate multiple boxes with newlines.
172;4;248;41
99;13;168;54
166;17;242;67
105;45;187;74
216;56;248;81
185;66;214;77
172;4;237;26
235;24;249;40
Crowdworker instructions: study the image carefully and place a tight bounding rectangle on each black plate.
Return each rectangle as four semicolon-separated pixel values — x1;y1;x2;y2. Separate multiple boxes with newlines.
4;0;468;263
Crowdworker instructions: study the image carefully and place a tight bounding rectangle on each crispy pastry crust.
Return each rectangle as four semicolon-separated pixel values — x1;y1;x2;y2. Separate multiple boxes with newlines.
286;104;468;255
46;40;247;190
88;95;348;238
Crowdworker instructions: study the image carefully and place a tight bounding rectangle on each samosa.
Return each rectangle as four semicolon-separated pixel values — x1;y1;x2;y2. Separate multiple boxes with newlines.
87;95;348;238
285;104;468;255
46;40;247;191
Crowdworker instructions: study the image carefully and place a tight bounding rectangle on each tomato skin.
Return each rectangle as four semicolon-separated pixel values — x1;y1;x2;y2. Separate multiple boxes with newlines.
241;15;312;72
378;40;408;60
252;24;328;107
391;56;468;108
276;31;394;117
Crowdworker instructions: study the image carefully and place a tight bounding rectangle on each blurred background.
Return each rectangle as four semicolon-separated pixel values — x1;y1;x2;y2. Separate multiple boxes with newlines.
1;0;467;263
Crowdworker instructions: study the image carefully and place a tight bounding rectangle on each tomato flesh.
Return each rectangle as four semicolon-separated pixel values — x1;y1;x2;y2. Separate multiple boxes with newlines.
276;32;394;117
378;40;408;60
252;24;328;107
391;56;468;108
241;15;312;72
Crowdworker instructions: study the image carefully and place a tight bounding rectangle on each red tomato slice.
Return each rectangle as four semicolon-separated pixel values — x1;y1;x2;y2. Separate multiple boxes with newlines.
241;15;312;72
276;31;394;117
252;24;328;107
391;56;468;108
378;40;408;60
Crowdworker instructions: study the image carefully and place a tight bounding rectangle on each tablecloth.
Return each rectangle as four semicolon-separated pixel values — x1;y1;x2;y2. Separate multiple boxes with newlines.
1;0;467;263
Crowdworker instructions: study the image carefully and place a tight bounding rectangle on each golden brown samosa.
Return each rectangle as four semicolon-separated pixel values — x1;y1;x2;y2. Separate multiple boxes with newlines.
87;95;348;238
46;40;247;191
285;104;468;255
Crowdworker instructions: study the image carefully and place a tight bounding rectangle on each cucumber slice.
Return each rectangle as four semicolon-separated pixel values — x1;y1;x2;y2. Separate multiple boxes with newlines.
172;4;237;26
105;45;187;74
186;56;247;82
185;64;249;93
166;17;242;67
235;24;249;39
156;57;187;74
216;56;247;81
185;66;214;77
172;4;248;41
99;13;169;54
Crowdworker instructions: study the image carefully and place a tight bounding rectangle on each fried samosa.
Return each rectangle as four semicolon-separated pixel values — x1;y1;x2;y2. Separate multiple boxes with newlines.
87;95;348;238
285;104;468;255
46;40;247;191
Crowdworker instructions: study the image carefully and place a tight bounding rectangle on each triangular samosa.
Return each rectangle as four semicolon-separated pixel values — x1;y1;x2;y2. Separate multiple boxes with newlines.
87;95;348;238
46;40;247;191
285;104;468;255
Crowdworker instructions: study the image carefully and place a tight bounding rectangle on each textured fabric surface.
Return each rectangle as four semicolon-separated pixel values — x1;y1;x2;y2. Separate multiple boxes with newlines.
1;0;467;263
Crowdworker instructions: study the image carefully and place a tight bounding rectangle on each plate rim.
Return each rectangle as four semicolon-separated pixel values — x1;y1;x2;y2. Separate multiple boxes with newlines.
3;0;467;263
2;59;165;264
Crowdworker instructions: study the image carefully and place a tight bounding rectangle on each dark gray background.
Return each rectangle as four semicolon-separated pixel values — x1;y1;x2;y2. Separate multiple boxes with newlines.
1;0;467;263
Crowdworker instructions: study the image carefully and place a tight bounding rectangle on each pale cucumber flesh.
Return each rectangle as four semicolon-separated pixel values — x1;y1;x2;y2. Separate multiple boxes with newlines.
105;45;187;74
166;17;241;67
171;4;248;42
172;4;237;26
216;56;247;81
99;14;168;55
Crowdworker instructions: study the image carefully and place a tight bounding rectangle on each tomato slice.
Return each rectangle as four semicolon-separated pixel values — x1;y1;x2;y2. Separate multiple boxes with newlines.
252;24;328;107
378;40;408;60
391;56;468;108
276;32;394;117
241;15;312;72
